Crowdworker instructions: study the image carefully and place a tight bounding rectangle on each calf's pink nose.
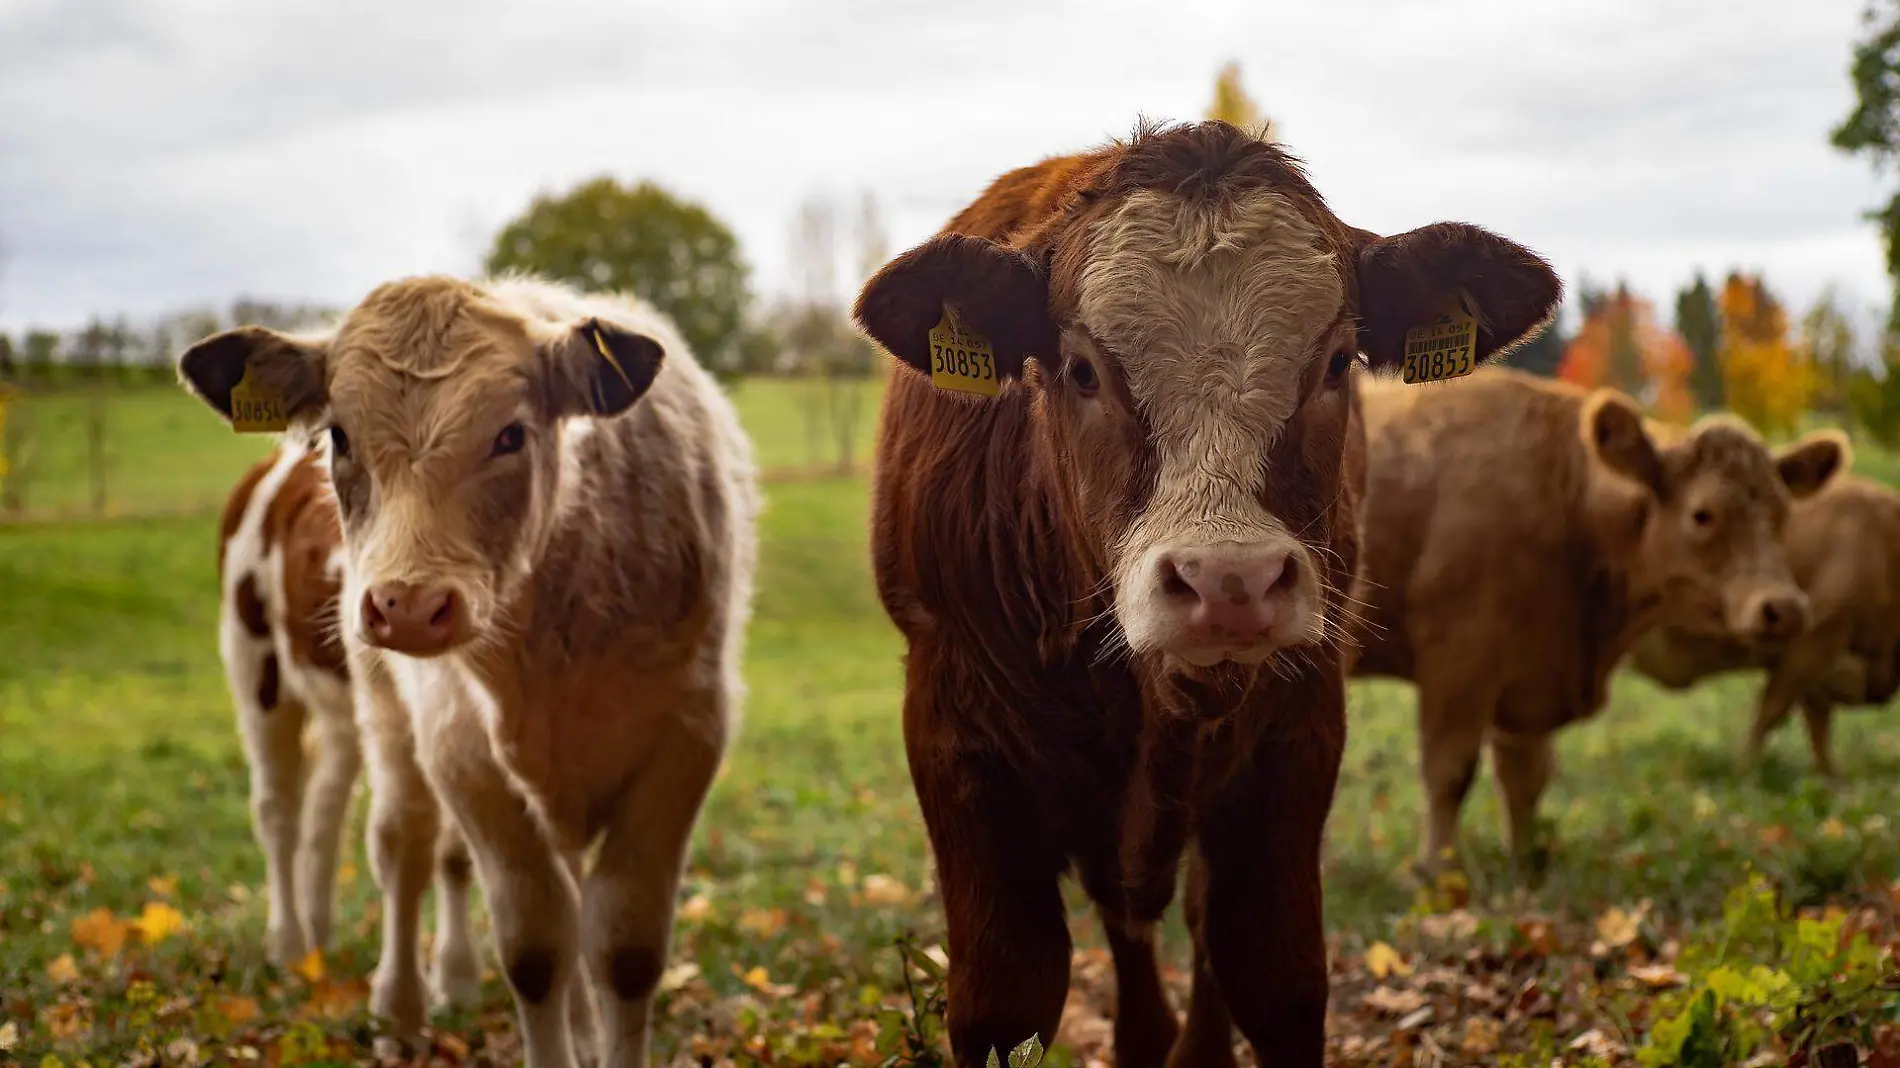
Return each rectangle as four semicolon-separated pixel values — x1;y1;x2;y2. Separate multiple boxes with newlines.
1159;544;1298;642
361;583;461;655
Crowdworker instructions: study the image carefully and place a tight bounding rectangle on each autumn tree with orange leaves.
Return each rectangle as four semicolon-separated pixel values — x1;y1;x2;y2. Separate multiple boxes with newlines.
1718;272;1814;437
1558;283;1696;422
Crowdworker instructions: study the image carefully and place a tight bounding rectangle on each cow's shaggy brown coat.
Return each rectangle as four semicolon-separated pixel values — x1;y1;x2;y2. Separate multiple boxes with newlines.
856;121;1561;1067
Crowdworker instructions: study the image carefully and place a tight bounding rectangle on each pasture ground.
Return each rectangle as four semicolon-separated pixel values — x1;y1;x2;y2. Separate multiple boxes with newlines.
1;383;1897;1066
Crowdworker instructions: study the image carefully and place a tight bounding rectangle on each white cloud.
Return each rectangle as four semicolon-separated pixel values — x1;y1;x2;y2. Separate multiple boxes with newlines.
0;0;1888;337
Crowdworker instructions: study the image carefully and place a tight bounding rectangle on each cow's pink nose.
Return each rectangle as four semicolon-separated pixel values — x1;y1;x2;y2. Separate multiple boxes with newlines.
361;583;462;655
1158;544;1299;644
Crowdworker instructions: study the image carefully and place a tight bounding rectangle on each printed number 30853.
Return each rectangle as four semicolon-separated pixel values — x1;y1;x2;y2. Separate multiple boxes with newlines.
932;342;994;381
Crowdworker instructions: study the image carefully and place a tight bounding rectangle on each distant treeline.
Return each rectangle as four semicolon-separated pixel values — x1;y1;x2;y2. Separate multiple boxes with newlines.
0;300;334;389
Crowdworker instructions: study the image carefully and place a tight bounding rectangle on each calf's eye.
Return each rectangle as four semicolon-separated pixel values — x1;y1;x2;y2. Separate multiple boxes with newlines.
492;422;527;457
1071;358;1100;396
328;425;351;460
1326;350;1355;384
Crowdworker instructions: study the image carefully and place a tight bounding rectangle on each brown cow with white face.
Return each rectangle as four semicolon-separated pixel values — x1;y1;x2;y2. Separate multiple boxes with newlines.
1349;369;1842;876
181;276;756;1068
857;121;1560;1068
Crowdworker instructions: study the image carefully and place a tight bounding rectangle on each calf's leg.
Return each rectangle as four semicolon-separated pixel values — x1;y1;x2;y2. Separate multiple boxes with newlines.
1169;852;1237;1068
235;685;310;966
297;696;361;954
1746;670;1801;767
360;674;441;1040
1799;698;1839;778
1415;674;1492;873
1098;910;1179;1068
583;703;723;1068
431;824;483;1007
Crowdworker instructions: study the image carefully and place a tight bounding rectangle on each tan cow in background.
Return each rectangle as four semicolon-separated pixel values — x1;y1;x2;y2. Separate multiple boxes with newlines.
1349;367;1843;875
181;275;757;1068
1630;448;1892;777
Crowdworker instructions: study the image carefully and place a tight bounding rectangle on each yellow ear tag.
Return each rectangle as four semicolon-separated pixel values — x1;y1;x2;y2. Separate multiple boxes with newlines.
926;305;1000;398
228;367;289;433
1401;298;1479;385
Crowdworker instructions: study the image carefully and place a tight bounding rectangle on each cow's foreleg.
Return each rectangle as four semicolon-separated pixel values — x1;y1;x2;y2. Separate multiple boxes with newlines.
1191;682;1344;1068
583;700;723;1068
1167;851;1237;1068
1746;668;1802;767
1490;728;1554;883
1415;673;1491;873
1799;698;1839;778
431;824;482;1008
235;684;310;967
361;672;440;1042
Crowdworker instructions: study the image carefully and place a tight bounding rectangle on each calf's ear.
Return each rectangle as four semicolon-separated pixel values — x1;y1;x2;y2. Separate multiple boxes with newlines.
1584;390;1666;495
539;318;665;418
854;233;1056;384
1353;222;1561;370
1775;429;1850;498
177;326;329;425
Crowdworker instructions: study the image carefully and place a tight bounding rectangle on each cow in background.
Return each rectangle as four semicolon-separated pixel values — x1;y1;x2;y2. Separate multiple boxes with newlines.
1350;368;1843;875
181;275;757;1068
1630;437;1882;776
857;120;1561;1067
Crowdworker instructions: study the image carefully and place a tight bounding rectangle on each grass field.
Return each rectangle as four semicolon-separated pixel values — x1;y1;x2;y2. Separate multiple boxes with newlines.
2;381;1898;1065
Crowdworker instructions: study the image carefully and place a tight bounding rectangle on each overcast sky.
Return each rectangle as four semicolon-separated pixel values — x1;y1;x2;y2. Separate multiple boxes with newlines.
0;0;1890;339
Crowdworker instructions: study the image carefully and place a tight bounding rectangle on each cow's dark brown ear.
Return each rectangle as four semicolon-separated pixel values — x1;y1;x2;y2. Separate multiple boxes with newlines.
177;326;329;425
540;317;665;418
1775;429;1850;498
1584;389;1665;495
1354;222;1561;370
853;234;1055;382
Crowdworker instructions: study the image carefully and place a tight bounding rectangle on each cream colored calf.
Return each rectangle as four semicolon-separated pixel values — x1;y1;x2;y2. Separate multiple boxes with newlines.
182;275;757;1068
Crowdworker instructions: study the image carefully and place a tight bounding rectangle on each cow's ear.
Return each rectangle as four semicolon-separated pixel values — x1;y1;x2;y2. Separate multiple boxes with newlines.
1585;390;1665;495
539;317;665;418
1775;429;1850;498
1354;222;1561;370
177;326;329;425
854;233;1056;383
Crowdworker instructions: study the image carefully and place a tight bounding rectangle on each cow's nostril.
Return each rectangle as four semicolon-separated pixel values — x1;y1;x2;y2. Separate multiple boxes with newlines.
1160;558;1197;601
1762;603;1781;629
1270;555;1299;593
430;596;455;629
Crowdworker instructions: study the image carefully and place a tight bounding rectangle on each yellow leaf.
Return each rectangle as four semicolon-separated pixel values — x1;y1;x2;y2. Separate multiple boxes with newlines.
1820;817;1847;839
1364;941;1412;979
70;907;130;958
659;962;700;994
1594;906;1641;949
146;875;178;898
45;953;79;984
134;901;186;944
742;965;769;989
293;949;325;983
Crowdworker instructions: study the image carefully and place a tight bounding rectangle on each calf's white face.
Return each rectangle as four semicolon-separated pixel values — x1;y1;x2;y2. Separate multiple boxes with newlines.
178;276;663;657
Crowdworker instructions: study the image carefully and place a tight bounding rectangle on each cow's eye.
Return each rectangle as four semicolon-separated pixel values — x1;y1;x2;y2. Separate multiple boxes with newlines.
1071;357;1099;396
1326;350;1356;384
328;425;351;460
492;423;527;457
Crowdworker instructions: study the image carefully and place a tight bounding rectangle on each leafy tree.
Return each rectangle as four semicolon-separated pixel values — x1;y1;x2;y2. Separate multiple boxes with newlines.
1719;273;1812;437
22;330;58;384
1675;272;1723;410
1832;0;1900;329
485;177;753;376
1797;287;1857;415
1207;60;1275;139
0;333;14;382
1559;286;1696;421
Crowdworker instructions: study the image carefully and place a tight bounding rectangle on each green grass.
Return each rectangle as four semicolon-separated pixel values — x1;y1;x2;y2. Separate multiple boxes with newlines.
2;381;1898;1063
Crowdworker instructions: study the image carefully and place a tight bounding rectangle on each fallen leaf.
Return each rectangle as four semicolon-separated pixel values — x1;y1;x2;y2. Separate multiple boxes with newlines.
435;1032;470;1061
738;907;788;938
146;875;178;898
134;901;187;944
215;995;261;1026
1629;962;1687;988
861;874;910;906
0;1020;16;1051
1761;823;1792;847
70;907;130;958
293;948;325;983
45;953;79;983
1516;918;1559;958
1361;986;1428;1016
1417;908;1478;941
1461;1018;1500;1057
740;964;796;998
1595;906;1641;949
1395;1005;1435;1032
1570;1029;1626;1059
659;962;700;994
678;892;713;923
41;1000;90;1042
1820;817;1848;839
1364;941;1412;979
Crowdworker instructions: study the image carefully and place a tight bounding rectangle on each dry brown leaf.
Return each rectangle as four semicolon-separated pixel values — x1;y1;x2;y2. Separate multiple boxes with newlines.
860;874;910;906
1461;1017;1500;1057
70;907;130;958
1628;962;1687;988
1417;909;1478;941
215;994;261;1026
146;874;178;898
1594;906;1641;948
1569;1028;1627;1059
1395;1005;1435;1032
0;1020;17;1052
1360;986;1429;1016
678;892;713;923
435;1031;471;1061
